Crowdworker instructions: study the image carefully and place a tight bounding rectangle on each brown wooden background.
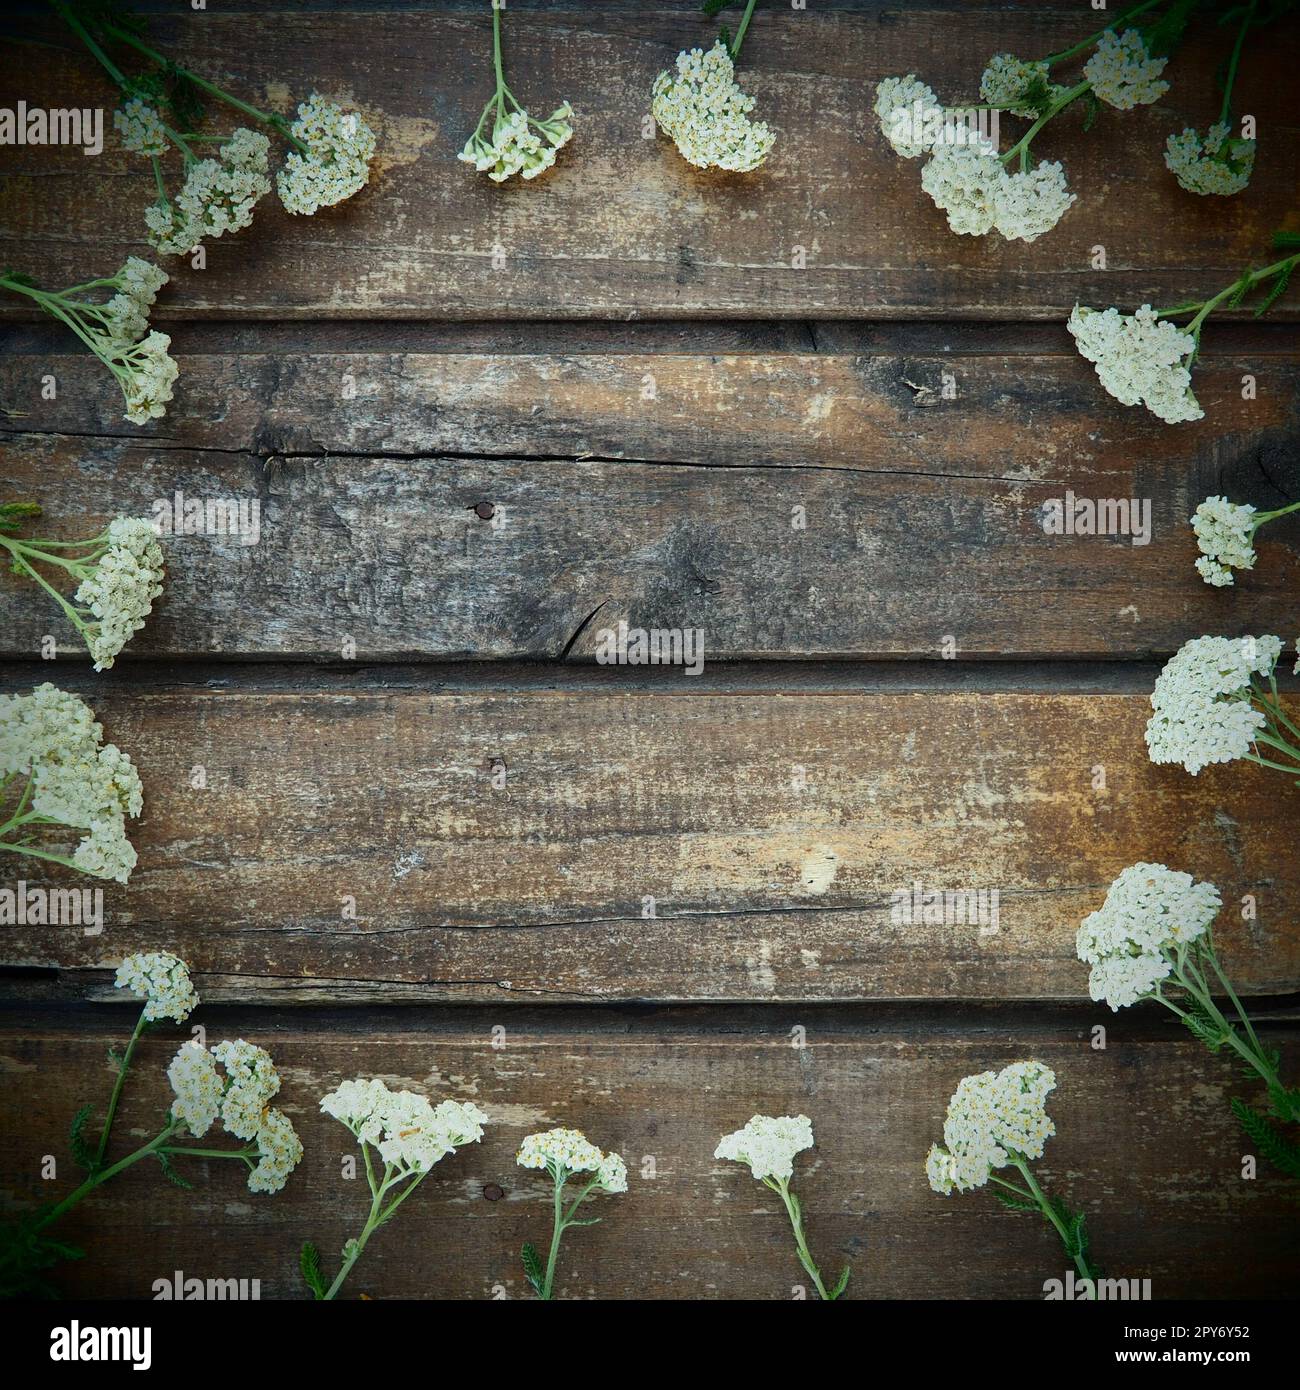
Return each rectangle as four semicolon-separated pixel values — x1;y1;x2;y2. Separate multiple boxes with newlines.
0;0;1297;1300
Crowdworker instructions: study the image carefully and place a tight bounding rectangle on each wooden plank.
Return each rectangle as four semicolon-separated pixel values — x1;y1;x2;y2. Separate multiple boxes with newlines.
1;1005;1294;1299
1;3;1297;319
3;335;1297;660
1;680;1296;1002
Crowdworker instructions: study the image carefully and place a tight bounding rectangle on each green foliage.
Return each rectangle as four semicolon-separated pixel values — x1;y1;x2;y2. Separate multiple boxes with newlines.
154;1149;193;1190
521;1242;546;1299
993;1187;1038;1213
1254;260;1293;318
1180;994;1230;1051
0;501;41;536
69;1103;97;1174
701;0;738;14
300;1241;328;1300
1144;0;1200;58
1232;1097;1300;1179
0;1210;84;1299
828;1264;851;1300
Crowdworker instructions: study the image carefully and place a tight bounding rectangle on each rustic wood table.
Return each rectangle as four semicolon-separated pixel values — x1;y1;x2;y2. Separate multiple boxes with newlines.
0;0;1297;1300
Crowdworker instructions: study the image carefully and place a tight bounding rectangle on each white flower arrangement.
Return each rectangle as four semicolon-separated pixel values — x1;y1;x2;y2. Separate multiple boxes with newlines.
1078;865;1300;1170
652;39;774;173
927;1062;1098;1282
1165;122;1255;197
0;684;144;882
0;260;176;426
1068;234;1299;424
0;505;165;670
714;1114;849;1300
303;1078;487;1299
1;954;300;1295
1190;494;1300;586
1145;634;1299;778
516;1127;627;1299
459;1;573;182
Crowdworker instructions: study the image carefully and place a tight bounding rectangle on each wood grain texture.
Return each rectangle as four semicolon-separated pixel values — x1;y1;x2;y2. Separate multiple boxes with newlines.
3;332;1297;660
1;681;1296;1002
1;1006;1295;1300
1;3;1297;319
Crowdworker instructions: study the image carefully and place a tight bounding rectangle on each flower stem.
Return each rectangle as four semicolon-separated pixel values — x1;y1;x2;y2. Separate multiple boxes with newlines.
1012;1158;1096;1283
1219;0;1256;125
323;1155;424;1300
46;0;130;89
768;1175;841;1301
1000;81;1090;168
1159;254;1300;327
730;0;761;61
94;1009;146;1170
36;1119;181;1232
1043;0;1166;66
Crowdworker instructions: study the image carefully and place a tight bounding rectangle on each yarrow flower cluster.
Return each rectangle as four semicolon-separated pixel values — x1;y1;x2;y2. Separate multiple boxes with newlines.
0;259;176;425
1067;304;1203;424
715;1112;814;1181
714;1112;848;1300
979;53;1065;118
1083;28;1169;110
320;1077;487;1173
113;97;168;157
0;684;143;882
305;1076;488;1299
517;1127;628;1299
1076;863;1220;1010
114;951;197;1023
926;1061;1056;1195
1191;496;1257;586
1;508;165;670
1165;122;1255;197
919;140;1075;243
276;95;377;215
146;128;271;256
873;75;944;159
652;42;775;173
1145;634;1282;774
166;1039;302;1193
460;105;574;182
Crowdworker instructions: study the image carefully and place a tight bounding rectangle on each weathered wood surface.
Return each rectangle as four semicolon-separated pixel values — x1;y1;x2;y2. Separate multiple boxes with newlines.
1;1006;1295;1300
3;328;1298;660
2;3;1298;319
2;679;1297;1002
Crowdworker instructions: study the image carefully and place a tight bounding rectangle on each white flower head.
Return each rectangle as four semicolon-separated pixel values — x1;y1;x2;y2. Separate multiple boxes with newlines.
145;129;271;256
114;98;169;158
1191;496;1257;586
927;1061;1056;1195
320;1077;487;1173
120;330;179;425
1084;28;1169;110
212;1038;281;1140
1165;122;1255;196
72;516;166;670
715;1113;814;1182
980;54;1065;117
114;951;197;1022
461;103;574;183
517;1127;603;1174
652;42;774;172
994;158;1075;242
920;140;1002;236
0;684;143;882
596;1151;628;1194
874;74;944;158
249;1107;303;1194
168;1041;223;1137
277;96;376;215
1068;304;1203;424
1146;634;1282;773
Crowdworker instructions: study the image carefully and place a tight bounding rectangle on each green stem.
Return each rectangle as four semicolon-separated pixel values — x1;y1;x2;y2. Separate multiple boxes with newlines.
1159;254;1300;328
540;1172;565;1300
1013;1158;1096;1283
47;0;130;89
0;839;86;874
492;1;506;96
1043;0;1166;66
768;1175;837;1301
730;0;761;60
94;1010;146;1170
1219;0;1256;125
322;1156;424;1300
1000;80;1090;168
36;1119;181;1232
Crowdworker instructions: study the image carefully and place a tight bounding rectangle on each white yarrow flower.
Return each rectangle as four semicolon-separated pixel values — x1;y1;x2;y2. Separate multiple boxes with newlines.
320;1076;487;1173
249;1107;303;1194
145;128;271;256
1165;122;1255;196
980;54;1064;117
1083;28;1169;110
874;74;944;158
168;1041;223;1137
652;42;775;172
1145;634;1282;773
114;951;198;1022
71;517;166;670
715;1113;814;1181
1191;496;1257;586
114;98;169;158
1068;304;1203;424
276;95;376;215
926;1061;1056;1195
994;158;1075;242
